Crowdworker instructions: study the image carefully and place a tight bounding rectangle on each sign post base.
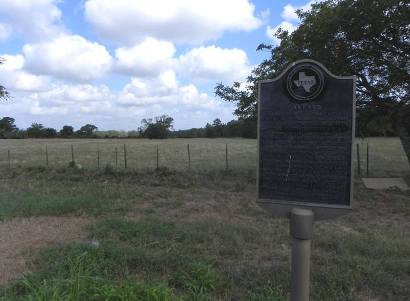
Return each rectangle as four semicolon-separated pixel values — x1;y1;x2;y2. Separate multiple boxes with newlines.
290;208;314;301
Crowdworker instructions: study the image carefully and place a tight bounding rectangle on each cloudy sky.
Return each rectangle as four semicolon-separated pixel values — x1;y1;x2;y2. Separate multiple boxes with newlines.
0;0;314;131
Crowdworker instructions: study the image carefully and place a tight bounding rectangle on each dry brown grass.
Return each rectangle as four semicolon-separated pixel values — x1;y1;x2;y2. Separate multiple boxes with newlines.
0;216;93;285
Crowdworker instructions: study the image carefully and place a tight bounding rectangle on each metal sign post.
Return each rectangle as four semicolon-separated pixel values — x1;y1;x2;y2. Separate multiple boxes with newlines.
290;208;314;301
257;59;355;300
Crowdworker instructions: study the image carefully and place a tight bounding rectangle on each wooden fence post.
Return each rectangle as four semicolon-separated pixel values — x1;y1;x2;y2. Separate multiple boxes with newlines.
357;144;361;176
115;147;118;168
97;150;100;170
46;145;49;167
366;143;369;176
8;150;10;169
156;144;159;169
225;143;228;170
187;144;191;170
123;144;127;169
71;144;75;163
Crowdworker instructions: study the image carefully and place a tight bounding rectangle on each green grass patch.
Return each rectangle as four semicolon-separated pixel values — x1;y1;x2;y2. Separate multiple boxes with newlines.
0;192;116;220
1;245;178;301
91;218;176;242
0;243;231;301
170;262;218;299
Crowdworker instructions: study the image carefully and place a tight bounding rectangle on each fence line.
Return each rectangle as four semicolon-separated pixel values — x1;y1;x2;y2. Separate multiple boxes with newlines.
0;143;239;172
1;139;408;176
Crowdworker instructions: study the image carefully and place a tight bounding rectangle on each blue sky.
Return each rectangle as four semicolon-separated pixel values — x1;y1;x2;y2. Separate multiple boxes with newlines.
0;0;315;131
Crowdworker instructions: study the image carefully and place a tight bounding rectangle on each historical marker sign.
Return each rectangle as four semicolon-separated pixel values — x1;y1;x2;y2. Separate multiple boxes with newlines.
257;60;355;219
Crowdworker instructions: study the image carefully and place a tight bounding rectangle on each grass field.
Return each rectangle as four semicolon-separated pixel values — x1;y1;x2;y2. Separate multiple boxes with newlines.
0;137;409;176
0;138;409;300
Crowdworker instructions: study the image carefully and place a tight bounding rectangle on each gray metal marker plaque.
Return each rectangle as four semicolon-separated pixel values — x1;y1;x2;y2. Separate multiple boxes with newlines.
257;60;355;220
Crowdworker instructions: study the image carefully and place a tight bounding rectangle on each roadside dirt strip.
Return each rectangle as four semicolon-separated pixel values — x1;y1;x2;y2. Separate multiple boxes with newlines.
0;216;93;285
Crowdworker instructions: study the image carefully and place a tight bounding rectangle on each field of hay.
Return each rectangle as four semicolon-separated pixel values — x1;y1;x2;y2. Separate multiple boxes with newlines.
0;137;409;176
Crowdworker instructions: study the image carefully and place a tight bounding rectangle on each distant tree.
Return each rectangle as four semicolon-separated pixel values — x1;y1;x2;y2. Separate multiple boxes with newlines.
127;130;140;138
212;118;224;137
27;123;44;138
140;115;174;139
60;125;74;138
42;128;58;138
0;58;9;100
205;123;214;138
0;117;17;137
76;124;98;137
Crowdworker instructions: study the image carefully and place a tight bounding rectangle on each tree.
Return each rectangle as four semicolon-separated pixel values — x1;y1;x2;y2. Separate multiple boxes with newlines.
204;123;215;138
27;123;44;138
0;58;9;100
215;0;410;134
42;128;58;138
76;124;98;137
60;125;74;138
140;115;174;139
212;118;224;137
0;117;17;137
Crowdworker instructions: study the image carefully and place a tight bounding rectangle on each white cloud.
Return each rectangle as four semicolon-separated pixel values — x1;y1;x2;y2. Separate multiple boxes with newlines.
115;41;251;82
115;37;176;76
0;54;49;92
0;0;64;41
118;70;218;110
84;0;261;44
178;46;251;82
121;70;178;100
281;4;300;21
23;35;113;82
0;22;12;40
24;83;113;117
266;1;319;45
281;1;318;21
266;21;297;45
4;76;234;130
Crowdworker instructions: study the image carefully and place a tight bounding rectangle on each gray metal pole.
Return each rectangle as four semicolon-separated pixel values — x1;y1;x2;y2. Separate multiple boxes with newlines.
290;208;314;301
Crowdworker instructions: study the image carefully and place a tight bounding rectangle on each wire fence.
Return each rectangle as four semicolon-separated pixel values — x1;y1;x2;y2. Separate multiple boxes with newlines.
0;139;256;172
0;138;409;176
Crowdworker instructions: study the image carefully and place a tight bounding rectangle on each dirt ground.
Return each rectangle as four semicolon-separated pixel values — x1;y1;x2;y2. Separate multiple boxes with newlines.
0;216;93;285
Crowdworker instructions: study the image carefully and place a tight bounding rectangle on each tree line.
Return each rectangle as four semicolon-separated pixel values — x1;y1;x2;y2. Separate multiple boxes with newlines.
0;119;100;139
2;104;409;140
0;115;258;139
